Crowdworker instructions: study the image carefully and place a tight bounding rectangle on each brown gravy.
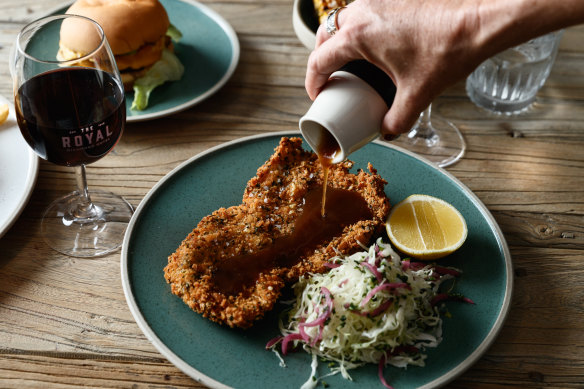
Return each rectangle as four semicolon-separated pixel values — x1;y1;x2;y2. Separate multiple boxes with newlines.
213;130;370;296
315;128;339;217
213;186;373;295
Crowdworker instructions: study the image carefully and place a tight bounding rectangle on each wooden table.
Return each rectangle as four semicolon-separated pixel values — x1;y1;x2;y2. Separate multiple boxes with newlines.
1;1;583;388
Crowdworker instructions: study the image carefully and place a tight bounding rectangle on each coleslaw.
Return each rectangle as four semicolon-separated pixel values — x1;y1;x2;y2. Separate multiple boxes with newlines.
266;238;473;388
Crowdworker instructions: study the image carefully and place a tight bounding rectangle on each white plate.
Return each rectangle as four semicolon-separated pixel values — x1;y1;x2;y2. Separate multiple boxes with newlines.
0;95;39;239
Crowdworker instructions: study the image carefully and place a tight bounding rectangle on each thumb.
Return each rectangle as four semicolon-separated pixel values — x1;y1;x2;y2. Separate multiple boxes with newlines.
305;34;359;100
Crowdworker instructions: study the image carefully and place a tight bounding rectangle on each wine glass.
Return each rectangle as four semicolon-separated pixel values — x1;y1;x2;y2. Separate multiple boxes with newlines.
11;14;133;257
393;103;466;168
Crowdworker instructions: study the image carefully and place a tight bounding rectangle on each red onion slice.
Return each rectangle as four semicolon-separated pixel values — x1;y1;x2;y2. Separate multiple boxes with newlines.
281;333;304;355
360;282;411;307
431;293;475;306
361;261;383;283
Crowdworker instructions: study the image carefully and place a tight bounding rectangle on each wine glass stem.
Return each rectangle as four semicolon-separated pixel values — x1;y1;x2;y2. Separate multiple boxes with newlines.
419;104;432;124
72;164;99;220
415;105;435;138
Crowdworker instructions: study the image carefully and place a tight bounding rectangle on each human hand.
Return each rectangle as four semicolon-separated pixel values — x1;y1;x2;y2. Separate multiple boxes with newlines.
306;0;584;138
305;0;487;138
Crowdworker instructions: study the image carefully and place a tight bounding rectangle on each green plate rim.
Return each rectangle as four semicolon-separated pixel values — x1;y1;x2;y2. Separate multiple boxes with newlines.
121;131;513;388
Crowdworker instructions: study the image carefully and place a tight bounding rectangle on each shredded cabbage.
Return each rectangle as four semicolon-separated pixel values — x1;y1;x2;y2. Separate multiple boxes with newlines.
267;237;470;388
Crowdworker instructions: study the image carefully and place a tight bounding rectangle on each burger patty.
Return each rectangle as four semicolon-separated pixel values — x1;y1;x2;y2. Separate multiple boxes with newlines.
118;36;174;91
163;137;391;328
116;35;172;72
59;0;174;91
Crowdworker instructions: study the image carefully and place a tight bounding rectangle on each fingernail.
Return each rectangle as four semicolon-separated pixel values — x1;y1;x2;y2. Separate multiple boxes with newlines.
384;134;400;141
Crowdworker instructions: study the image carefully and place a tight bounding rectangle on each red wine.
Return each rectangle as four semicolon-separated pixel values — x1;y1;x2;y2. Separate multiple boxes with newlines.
15;67;125;166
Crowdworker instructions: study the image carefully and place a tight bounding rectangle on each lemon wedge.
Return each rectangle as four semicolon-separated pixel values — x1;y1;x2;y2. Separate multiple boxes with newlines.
386;194;467;260
0;104;8;125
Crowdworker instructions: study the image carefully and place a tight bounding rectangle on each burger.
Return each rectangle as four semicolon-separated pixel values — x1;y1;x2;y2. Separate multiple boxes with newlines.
58;0;184;110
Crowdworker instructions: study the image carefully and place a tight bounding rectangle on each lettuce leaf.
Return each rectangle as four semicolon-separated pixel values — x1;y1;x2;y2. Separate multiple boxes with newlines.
166;23;183;42
131;49;184;111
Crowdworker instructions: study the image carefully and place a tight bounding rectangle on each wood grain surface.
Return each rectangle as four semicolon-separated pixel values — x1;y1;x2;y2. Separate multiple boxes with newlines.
1;0;583;388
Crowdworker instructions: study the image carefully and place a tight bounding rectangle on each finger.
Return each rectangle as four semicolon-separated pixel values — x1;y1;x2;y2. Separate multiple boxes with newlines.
306;9;355;100
315;6;347;48
315;22;329;48
305;39;359;101
305;44;351;100
380;88;428;136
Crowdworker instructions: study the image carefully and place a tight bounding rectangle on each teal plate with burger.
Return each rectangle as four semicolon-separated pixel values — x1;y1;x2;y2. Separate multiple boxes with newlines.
121;131;513;389
47;0;239;122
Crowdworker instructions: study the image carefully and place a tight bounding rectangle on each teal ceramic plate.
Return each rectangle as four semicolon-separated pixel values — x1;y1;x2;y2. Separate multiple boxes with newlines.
121;132;513;389
47;0;239;122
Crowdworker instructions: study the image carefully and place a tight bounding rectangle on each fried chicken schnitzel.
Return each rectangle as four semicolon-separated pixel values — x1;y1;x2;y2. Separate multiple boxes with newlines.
164;137;390;328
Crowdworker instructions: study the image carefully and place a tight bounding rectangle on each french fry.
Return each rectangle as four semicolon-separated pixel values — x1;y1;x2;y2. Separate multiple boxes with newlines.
0;104;9;125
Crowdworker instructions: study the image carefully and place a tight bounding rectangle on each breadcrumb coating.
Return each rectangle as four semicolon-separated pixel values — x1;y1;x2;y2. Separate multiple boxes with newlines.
164;137;390;328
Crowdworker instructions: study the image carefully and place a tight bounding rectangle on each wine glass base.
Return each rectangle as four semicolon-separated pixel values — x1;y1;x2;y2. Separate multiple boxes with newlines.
394;115;466;168
41;190;134;257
